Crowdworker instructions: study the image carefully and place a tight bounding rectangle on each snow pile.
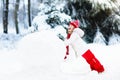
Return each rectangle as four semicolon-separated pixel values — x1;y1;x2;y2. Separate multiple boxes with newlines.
0;30;66;80
17;30;66;67
0;30;120;80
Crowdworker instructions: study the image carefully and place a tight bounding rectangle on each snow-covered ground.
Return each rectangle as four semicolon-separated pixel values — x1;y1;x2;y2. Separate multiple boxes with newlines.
0;0;120;79
0;30;120;80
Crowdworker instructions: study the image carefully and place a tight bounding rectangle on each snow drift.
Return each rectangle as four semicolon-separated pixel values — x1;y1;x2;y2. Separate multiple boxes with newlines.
0;30;120;80
17;30;66;66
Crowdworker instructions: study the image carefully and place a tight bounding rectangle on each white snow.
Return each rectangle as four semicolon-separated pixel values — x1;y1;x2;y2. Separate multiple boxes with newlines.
108;33;120;45
32;15;51;31
93;28;106;45
88;0;119;12
1;0;120;79
0;30;120;80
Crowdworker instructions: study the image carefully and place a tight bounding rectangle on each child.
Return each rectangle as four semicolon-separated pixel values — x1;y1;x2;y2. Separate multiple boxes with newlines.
64;20;104;73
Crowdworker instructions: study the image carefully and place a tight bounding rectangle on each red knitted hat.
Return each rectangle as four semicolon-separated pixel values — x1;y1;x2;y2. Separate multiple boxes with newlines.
70;20;79;28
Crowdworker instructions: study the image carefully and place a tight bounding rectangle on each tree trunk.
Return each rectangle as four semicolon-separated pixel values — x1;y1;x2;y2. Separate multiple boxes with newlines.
3;0;9;34
28;0;31;27
14;0;20;34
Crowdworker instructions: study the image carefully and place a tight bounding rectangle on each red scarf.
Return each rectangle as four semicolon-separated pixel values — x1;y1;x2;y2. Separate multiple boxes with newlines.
64;33;71;59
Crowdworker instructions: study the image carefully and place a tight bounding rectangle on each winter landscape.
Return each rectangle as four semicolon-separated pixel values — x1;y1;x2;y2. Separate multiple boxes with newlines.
0;0;120;80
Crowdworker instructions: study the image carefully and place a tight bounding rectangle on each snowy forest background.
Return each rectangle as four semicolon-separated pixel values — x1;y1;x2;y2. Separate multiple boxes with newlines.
0;0;120;80
0;0;120;49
